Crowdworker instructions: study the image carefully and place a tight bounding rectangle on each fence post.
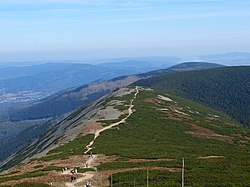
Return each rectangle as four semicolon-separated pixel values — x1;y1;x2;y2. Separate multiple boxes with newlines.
182;158;185;187
147;169;149;187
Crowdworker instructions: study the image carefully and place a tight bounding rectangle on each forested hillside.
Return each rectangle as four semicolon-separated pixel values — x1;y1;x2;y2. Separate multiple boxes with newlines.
135;66;250;128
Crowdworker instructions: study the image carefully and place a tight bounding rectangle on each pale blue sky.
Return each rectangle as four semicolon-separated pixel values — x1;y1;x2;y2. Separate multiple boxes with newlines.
0;0;250;61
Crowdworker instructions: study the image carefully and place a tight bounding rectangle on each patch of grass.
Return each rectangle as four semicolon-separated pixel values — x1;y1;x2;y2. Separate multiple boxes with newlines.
91;88;250;186
0;171;47;183
14;182;49;187
0;182;50;187
38;166;64;171
39;134;94;161
111;170;181;187
98;160;178;171
114;104;129;112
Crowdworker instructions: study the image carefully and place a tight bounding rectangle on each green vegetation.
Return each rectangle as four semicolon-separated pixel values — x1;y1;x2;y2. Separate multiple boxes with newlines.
98;160;178;171
111;162;250;187
0;171;47;183
39;134;94;161
33;165;44;169
0;182;49;187
135;66;250;128
91;88;250;186
0;121;52;171
111;170;181;187
2;86;249;186
93;89;248;158
38;166;64;171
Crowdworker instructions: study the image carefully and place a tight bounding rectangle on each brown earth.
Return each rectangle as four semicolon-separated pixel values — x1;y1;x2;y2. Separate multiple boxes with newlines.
186;124;234;143
144;98;164;104
82;122;104;136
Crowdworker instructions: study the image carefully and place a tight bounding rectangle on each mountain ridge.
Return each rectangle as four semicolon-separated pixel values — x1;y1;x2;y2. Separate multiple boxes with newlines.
0;62;224;169
134;66;250;128
0;86;249;186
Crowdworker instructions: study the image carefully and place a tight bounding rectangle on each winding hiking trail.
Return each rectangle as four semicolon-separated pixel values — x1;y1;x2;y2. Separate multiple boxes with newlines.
64;87;139;187
85;86;139;154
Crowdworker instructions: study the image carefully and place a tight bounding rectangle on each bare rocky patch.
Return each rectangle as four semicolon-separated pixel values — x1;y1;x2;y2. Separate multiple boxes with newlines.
94;106;122;120
114;87;135;97
157;95;173;102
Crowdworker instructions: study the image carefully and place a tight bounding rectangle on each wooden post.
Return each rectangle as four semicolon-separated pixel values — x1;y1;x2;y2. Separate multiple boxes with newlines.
182;158;184;187
100;174;102;187
111;174;113;187
147;169;149;187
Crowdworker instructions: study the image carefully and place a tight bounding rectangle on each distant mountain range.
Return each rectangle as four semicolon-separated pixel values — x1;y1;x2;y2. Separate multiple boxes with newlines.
0;61;176;107
1;52;249;106
200;52;250;66
9;62;223;121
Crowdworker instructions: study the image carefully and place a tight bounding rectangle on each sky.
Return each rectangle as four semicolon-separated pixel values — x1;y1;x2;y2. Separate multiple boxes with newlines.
0;0;250;61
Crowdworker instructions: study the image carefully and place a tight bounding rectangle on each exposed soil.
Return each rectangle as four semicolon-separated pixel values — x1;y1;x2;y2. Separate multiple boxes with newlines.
82;122;103;136
144;98;164;104
186;124;234;143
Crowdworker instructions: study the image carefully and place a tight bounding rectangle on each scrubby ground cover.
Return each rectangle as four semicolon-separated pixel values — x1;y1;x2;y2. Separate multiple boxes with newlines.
1;87;249;186
91;88;250;186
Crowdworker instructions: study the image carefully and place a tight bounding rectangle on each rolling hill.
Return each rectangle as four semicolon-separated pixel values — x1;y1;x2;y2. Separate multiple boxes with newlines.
0;60;176;107
0;86;249;186
135;66;250;128
0;62;224;165
201;52;250;66
10;62;223;121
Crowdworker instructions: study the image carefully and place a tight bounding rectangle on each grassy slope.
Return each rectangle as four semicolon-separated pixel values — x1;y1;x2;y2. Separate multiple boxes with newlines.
1;87;249;186
39;134;94;161
135;66;250;128
91;88;250;186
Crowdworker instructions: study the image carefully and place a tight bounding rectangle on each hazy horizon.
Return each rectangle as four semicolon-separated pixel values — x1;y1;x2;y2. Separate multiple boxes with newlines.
1;51;250;66
1;0;250;61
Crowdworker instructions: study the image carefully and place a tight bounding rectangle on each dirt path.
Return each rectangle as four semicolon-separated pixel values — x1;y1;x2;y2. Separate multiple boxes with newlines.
63;87;139;187
84;86;139;154
85;155;96;168
65;172;95;187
